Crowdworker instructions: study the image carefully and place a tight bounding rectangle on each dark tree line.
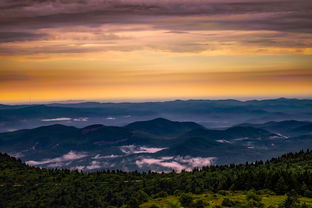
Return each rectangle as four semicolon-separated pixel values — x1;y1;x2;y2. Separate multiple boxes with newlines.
0;150;312;208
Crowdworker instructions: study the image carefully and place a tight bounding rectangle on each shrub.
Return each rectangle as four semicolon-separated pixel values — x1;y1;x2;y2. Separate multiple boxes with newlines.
167;200;182;208
149;205;161;208
178;193;193;207
247;199;264;208
152;191;168;198
221;198;235;207
135;190;149;203
303;190;312;198
246;191;261;202
219;190;228;195
174;190;182;196
193;199;206;208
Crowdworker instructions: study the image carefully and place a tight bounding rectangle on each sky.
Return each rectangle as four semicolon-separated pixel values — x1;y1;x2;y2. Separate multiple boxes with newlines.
0;0;311;103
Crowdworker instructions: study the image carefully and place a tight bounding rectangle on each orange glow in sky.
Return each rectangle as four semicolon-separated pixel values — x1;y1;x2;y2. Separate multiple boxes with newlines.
0;0;311;103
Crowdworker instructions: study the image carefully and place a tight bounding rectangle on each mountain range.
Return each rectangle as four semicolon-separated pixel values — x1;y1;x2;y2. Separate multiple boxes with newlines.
0;117;311;172
1;98;311;132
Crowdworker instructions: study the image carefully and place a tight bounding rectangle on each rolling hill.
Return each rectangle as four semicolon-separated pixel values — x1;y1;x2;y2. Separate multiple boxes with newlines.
0;118;311;171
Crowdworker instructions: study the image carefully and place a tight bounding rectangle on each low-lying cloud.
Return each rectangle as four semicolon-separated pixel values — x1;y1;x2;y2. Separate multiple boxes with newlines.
136;155;216;172
73;160;108;171
41;117;71;122
120;145;167;154
92;154;122;159
26;151;88;166
73;117;88;122
41;117;88;122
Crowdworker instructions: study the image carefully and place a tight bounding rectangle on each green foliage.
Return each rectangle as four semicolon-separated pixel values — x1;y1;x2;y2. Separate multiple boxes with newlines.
301;184;312;198
153;191;168;198
174;190;182;196
245;191;265;208
246;191;262;202
218;190;228;195
178;193;193;207
303;190;312;198
278;193;299;208
167;200;182;208
127;198;140;208
149;205;161;208
222;198;236;207
246;199;264;208
1;150;312;208
193;199;205;208
135;190;149;204
277;191;312;208
276;177;289;194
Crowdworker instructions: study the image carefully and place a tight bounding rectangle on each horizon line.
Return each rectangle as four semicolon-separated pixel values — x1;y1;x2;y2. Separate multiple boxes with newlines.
1;96;312;105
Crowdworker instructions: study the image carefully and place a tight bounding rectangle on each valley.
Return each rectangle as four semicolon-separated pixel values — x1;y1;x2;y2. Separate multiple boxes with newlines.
0;116;311;172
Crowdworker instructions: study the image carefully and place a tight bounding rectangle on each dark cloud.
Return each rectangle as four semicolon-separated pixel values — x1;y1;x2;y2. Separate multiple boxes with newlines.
0;0;311;33
0;0;311;54
0;32;46;42
0;70;31;82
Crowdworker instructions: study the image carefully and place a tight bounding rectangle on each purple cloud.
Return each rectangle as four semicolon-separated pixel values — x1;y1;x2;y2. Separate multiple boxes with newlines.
26;151;88;166
136;155;216;172
0;0;311;33
0;0;311;55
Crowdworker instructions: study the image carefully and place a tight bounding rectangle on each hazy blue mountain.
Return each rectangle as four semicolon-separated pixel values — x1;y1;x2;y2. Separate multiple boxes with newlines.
125;118;203;137
224;126;276;138
239;120;312;136
1;98;311;132
1;118;311;171
290;124;312;135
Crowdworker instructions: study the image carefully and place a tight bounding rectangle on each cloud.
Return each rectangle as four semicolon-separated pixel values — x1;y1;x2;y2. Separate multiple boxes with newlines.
0;0;310;57
175;156;215;167
0;0;311;42
72;160;106;170
0;0;310;33
0;70;31;82
92;154;122;159
26;151;88;166
41;117;88;122
9;152;24;158
216;139;232;144
41;117;71;121
0;32;46;42
47;161;73;168
86;161;102;170
73;117;88;121
136;158;186;172
136;155;215;172
120;145;167;154
73;165;85;171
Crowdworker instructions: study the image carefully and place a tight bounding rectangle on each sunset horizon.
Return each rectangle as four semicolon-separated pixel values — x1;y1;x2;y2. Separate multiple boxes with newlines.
1;0;311;103
2;96;312;105
1;1;312;205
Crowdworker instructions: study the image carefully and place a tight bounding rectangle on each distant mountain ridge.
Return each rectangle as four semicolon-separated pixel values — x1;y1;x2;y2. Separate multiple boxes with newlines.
0;98;311;132
239;120;312;136
125;118;203;137
0;118;312;171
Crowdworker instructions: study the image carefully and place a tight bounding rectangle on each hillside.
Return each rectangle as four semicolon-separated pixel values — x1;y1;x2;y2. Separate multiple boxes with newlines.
239;120;312;137
1;118;312;171
1;150;312;207
125;118;203;137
